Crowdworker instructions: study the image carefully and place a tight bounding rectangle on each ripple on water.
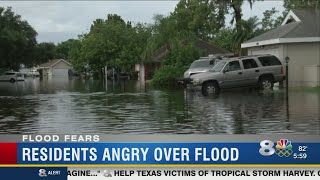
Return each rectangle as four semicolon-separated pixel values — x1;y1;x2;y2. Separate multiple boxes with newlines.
0;79;320;134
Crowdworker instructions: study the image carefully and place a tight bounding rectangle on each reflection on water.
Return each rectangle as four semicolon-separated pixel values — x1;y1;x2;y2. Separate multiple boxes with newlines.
0;78;319;134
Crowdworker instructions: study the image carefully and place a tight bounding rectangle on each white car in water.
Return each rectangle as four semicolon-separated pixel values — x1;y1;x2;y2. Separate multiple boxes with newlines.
0;71;24;83
183;57;223;78
27;69;40;77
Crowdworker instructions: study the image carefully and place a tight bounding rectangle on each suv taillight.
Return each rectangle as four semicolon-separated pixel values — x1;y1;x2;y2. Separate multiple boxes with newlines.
280;66;284;75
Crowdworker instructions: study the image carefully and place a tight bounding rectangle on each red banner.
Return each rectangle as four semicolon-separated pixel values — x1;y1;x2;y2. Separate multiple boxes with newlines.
0;143;17;164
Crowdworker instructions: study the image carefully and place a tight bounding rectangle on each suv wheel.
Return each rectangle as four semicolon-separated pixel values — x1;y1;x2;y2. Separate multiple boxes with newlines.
202;81;220;96
10;78;16;83
259;77;273;90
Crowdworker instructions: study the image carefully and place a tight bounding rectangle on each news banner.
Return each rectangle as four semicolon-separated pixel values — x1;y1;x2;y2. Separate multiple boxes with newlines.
1;135;320;179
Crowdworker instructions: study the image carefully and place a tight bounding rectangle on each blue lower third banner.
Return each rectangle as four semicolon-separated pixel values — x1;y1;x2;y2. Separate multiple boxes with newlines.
17;140;319;164
0;167;67;180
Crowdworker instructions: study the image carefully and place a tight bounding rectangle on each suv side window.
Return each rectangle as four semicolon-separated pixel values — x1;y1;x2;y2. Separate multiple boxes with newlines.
5;72;15;75
258;56;282;66
224;61;241;72
242;59;258;69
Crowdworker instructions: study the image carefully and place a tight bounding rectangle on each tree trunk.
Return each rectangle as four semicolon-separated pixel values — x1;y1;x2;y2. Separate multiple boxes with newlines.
233;6;242;29
231;0;243;30
234;8;242;29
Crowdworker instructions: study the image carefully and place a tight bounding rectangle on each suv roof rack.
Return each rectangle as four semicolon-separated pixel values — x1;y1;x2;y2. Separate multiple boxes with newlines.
238;54;274;59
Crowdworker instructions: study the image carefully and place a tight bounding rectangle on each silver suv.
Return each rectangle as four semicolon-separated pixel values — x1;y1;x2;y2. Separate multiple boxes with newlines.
190;54;285;95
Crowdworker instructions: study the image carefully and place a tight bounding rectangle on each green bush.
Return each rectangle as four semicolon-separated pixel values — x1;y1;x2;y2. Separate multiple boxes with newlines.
151;65;186;88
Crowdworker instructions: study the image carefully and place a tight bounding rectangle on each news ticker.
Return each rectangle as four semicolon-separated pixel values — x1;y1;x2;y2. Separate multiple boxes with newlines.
3;167;320;180
0;135;319;165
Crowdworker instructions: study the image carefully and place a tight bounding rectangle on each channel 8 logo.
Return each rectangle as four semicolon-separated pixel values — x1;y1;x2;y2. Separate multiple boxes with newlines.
259;139;293;157
38;169;47;177
259;140;276;156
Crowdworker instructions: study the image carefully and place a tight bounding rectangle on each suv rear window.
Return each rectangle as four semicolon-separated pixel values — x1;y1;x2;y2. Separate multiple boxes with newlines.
242;59;258;69
258;56;282;66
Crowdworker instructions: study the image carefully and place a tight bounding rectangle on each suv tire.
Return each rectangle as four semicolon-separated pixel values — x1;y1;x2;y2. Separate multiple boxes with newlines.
10;78;16;83
202;81;220;96
259;76;274;90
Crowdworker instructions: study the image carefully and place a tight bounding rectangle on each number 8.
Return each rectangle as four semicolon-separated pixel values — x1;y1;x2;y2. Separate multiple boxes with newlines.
259;140;275;156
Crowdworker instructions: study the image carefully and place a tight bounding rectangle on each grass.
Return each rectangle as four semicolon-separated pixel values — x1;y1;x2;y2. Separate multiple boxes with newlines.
288;86;320;93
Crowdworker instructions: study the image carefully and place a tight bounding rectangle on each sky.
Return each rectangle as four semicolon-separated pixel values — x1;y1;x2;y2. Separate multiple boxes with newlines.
1;1;284;44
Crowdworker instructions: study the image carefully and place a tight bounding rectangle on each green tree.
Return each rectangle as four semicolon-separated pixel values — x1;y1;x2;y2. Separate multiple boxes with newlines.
172;0;225;39
151;42;201;88
260;8;284;32
172;0;255;35
78;14;130;73
213;7;285;56
144;13;203;87
69;37;84;73
143;15;178;61
143;14;198;62
34;42;56;65
70;14;152;75
212;27;236;52
284;0;320;10
0;7;37;70
56;39;79;59
213;0;255;29
232;16;260;55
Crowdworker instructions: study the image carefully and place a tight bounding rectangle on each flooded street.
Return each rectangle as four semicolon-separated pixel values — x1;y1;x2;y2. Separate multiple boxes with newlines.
0;78;319;134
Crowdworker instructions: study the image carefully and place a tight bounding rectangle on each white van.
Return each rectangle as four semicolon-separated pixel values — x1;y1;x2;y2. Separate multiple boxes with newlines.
0;71;24;83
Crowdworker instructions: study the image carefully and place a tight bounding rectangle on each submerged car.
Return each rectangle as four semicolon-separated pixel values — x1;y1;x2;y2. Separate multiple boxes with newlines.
183;58;221;78
28;69;40;77
190;54;285;95
0;71;24;83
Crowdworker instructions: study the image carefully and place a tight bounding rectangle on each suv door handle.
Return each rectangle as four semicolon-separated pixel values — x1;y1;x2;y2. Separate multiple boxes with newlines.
255;70;260;72
238;72;243;75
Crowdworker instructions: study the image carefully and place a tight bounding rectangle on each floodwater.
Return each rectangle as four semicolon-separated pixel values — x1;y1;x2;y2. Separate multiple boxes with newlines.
0;78;319;134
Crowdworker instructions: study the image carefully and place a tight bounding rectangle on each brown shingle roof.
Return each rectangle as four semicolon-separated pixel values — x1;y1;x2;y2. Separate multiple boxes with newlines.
196;40;233;56
151;39;233;62
151;44;170;62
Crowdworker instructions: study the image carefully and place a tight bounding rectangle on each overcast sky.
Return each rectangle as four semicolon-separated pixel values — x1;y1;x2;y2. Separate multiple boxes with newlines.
1;1;284;44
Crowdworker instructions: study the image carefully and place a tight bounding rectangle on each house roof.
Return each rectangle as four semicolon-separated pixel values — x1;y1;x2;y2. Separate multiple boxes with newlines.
242;9;320;48
196;40;233;56
39;59;71;68
151;39;233;62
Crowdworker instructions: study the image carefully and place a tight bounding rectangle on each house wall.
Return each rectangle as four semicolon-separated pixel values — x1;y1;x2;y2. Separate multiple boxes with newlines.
140;64;145;82
42;69;49;76
248;42;320;87
284;42;320;87
134;63;145;82
247;44;284;61
40;61;73;78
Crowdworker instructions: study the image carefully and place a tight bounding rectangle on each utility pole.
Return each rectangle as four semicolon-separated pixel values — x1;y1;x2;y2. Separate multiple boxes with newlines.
285;56;290;90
